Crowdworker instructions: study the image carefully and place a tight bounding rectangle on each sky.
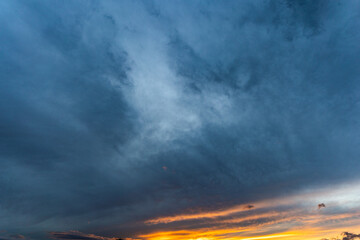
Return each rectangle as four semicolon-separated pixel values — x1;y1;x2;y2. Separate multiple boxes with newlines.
1;0;360;240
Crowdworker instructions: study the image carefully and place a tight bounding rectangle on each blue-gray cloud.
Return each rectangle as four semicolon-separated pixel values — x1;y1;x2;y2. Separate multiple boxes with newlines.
1;0;360;239
0;232;26;240
49;231;122;240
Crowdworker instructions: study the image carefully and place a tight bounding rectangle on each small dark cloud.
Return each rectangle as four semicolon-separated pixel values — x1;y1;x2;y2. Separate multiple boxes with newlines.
11;236;25;239
342;232;360;240
0;233;26;240
318;203;326;209
49;231;122;240
244;204;255;210
322;232;360;240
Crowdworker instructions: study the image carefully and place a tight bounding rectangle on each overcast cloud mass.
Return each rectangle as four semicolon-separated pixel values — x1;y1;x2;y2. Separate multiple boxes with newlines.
1;0;360;239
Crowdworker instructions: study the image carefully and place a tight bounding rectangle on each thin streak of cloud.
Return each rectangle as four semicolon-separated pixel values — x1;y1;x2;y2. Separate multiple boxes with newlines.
139;181;360;239
49;231;130;240
0;233;26;240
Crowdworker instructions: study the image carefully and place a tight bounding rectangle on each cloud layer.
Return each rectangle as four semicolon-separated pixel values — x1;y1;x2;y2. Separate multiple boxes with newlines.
49;231;122;240
1;0;360;239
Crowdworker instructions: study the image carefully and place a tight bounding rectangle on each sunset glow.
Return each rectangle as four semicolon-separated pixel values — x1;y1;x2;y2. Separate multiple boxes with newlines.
139;182;360;240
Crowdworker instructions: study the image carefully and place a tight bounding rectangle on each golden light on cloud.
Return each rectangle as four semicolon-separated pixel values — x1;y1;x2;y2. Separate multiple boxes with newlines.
239;234;294;240
139;228;295;240
138;226;360;240
138;181;360;240
145;204;261;225
139;228;306;240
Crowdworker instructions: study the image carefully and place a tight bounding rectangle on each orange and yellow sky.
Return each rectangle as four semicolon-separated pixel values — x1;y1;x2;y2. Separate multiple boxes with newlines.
136;181;360;240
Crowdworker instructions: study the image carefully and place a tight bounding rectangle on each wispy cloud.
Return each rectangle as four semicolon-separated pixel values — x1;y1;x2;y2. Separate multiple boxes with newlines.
0;232;26;240
322;232;360;240
139;181;360;239
49;231;125;240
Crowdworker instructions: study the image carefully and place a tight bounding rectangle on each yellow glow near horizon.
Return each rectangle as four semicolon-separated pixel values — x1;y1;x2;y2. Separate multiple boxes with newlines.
240;234;294;240
139;230;306;240
138;227;360;240
137;181;360;240
139;213;360;239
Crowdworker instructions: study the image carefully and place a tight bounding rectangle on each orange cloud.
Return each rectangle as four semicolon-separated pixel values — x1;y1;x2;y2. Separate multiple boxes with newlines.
139;181;360;240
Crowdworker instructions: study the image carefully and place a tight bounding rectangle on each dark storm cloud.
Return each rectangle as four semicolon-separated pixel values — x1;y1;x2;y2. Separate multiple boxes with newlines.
0;0;139;234
1;0;360;239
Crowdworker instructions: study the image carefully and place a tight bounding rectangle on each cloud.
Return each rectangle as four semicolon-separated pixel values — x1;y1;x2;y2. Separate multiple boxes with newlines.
0;232;26;240
244;205;255;210
322;232;360;240
341;232;360;240
1;0;360;239
49;231;123;240
141;183;360;239
318;203;326;209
